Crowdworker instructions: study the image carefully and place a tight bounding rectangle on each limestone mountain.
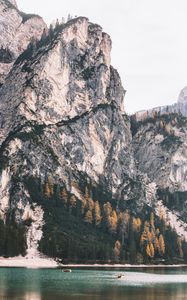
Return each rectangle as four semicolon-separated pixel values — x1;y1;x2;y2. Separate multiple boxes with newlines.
0;17;137;198
0;0;46;85
132;113;187;235
0;15;143;261
0;2;186;263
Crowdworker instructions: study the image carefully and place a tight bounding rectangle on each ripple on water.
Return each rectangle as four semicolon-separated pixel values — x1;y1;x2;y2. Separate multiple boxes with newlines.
116;272;187;286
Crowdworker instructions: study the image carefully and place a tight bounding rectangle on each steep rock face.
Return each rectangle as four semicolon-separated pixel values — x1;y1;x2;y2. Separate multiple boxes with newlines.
132;113;187;231
0;0;46;85
9;0;17;7
132;86;187;234
0;5;186;261
177;86;187;116
0;17;136;193
0;17;143;257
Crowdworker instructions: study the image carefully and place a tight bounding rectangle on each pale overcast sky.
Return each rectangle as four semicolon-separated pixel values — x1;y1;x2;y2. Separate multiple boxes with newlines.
16;0;187;113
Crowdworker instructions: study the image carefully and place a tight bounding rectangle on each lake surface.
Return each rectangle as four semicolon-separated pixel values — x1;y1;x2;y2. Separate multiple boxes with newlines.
0;267;187;299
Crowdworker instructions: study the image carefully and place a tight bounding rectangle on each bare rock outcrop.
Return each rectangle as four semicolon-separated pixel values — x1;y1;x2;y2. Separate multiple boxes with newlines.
0;16;140;224
0;0;47;85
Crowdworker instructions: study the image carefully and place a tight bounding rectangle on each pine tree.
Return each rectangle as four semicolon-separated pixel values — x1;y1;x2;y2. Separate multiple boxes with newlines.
109;210;118;234
177;237;183;258
44;182;52;198
150;212;155;229
11;163;17;175
55;18;60;30
29;37;37;53
82;186;92;215
84;210;93;224
149;243;155;258
67;13;72;21
124;210;130;238
103;202;112;229
154;236;160;252
59;187;68;207
137;218;142;231
129;216;137;263
40;28;47;45
140;221;150;247
70;195;77;208
94;201;102;226
81;199;87;215
85;187;90;202
103;202;118;233
133;217;142;232
87;198;94;211
119;212;125;245
48;24;53;41
158;234;165;256
47;175;54;197
146;244;154;258
149;229;155;244
103;202;112;217
113;240;121;262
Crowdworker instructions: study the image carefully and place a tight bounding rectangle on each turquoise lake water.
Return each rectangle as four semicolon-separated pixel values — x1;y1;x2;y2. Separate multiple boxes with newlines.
0;267;187;299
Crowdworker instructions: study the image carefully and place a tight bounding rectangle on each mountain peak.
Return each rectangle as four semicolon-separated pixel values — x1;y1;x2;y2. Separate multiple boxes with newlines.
7;0;17;7
0;0;47;85
178;86;187;103
0;16;119;135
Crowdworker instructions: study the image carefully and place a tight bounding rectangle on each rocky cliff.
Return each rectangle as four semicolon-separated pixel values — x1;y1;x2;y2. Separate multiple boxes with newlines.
0;17;137;197
132;113;187;239
0;0;46;85
0;13;144;260
0;2;186;263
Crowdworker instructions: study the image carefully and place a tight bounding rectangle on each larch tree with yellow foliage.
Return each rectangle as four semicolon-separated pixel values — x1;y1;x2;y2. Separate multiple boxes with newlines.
94;201;102;227
146;243;154;258
158;234;165;256
133;217;142;232
109;210;118;234
84;210;93;224
43;175;54;198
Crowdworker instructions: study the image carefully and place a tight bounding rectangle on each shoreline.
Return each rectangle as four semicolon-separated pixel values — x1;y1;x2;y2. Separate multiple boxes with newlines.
0;256;58;269
60;263;187;269
0;256;187;269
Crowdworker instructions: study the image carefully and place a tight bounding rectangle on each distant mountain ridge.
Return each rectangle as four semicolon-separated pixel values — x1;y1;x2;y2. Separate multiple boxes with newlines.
133;86;187;122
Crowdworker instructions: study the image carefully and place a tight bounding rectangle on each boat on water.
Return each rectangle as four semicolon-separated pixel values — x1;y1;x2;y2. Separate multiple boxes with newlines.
117;274;124;279
63;269;72;273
